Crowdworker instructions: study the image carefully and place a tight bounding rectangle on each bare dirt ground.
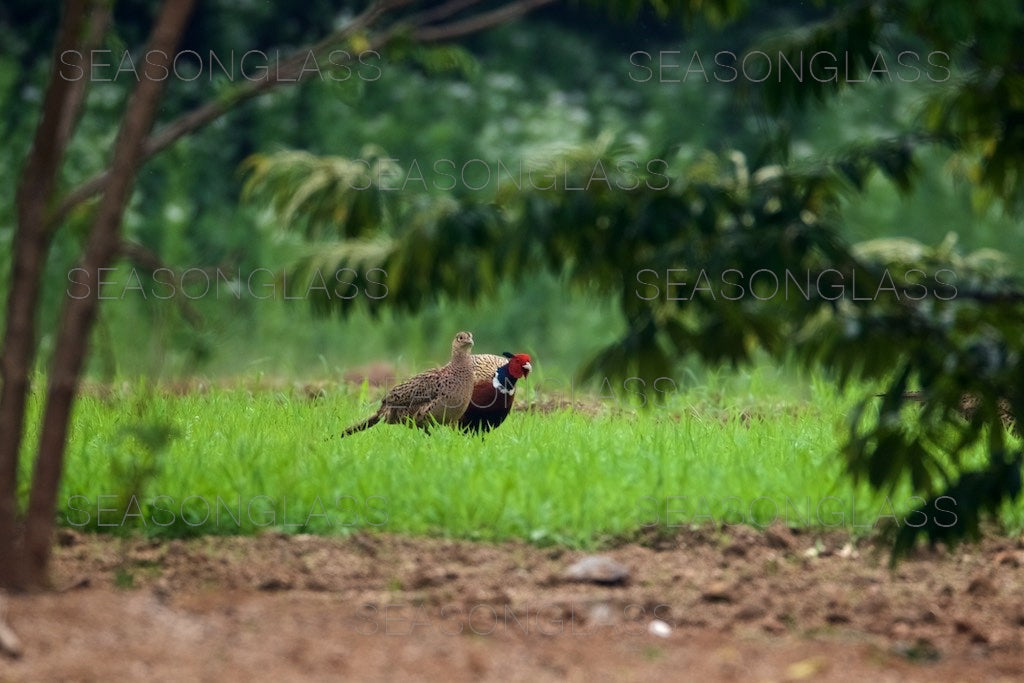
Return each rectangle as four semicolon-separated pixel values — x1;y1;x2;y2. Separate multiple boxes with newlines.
1;527;1022;682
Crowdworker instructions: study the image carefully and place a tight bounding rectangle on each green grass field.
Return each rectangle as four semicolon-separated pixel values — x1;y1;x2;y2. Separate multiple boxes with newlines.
21;363;1021;547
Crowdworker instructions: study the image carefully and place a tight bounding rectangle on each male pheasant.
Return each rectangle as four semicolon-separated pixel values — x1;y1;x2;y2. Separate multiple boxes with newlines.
341;331;476;437
459;352;532;432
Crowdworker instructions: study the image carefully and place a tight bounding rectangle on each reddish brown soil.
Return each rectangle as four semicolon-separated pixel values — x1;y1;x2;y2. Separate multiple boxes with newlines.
2;528;1022;681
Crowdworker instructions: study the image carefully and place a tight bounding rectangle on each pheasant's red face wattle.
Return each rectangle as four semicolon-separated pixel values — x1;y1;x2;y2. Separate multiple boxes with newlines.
508;353;532;379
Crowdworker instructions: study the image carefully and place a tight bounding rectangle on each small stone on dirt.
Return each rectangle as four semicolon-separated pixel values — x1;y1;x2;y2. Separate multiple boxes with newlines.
735;605;766;621
701;581;733;603
0;622;21;659
784;655;829;680
723;543;747;558
994;550;1023;568
586;602;614;626
561;555;630;585
824;612;850;625
648;619;672;638
62;576;91;592
954;619;989;644
56;528;81;547
966;574;997;597
151;578;172;603
0;599;21;659
408;568;458;589
889;621;912;640
764;525;795;551
258;577;292;591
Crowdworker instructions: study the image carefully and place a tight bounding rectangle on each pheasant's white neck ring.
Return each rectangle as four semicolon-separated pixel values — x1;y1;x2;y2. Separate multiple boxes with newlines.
492;372;515;396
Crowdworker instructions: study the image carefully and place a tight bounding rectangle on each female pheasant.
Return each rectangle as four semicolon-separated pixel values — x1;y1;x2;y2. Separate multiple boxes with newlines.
891;391;1018;435
341;331;476;437
459;352;532;432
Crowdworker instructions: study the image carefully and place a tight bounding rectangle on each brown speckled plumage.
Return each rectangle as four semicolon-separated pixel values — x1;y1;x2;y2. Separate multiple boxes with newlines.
897;391;1018;435
341;331;475;436
470;354;509;383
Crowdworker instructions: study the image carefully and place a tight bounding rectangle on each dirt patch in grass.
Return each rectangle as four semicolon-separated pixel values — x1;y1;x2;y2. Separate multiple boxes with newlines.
2;527;1022;681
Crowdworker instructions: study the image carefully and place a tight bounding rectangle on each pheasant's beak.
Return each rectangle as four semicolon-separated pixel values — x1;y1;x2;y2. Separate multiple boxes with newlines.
522;362;532;375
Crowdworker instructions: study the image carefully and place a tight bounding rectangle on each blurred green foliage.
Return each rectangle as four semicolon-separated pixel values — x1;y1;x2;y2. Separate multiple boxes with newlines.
240;1;1024;554
2;0;1024;554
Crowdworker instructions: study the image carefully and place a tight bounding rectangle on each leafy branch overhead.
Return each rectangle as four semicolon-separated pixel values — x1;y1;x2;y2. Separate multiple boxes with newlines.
244;0;1024;557
752;0;1024;207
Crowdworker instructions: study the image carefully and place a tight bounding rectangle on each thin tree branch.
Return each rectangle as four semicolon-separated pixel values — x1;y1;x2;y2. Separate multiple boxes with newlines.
55;6;112;148
47;0;397;229
47;0;556;228
405;0;484;27
412;0;557;42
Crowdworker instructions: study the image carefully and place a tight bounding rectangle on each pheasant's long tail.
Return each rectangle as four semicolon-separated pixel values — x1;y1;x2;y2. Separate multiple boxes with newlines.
340;412;382;438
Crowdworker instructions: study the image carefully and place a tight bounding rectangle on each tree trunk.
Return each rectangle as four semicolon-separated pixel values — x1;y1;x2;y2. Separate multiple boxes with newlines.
1;0;552;591
0;0;109;592
15;0;196;589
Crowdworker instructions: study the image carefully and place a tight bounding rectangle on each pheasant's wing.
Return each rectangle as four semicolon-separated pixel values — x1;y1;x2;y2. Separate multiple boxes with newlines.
471;354;506;383
382;368;443;410
420;379;471;422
